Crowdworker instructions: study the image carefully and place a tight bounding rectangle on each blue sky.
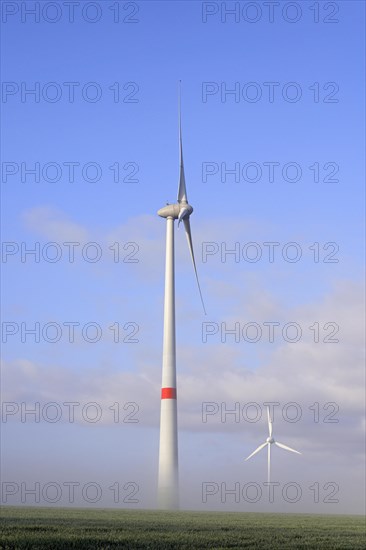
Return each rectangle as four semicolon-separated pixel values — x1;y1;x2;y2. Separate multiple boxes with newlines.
1;1;365;513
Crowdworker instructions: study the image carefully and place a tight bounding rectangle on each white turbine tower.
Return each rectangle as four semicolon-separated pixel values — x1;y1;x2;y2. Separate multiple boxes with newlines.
245;407;301;483
157;84;205;510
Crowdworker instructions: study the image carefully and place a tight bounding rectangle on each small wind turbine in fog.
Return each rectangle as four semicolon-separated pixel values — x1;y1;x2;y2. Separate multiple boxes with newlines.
245;406;301;483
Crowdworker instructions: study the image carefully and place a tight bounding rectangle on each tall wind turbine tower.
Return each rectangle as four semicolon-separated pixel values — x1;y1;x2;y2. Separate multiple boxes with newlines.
157;84;205;509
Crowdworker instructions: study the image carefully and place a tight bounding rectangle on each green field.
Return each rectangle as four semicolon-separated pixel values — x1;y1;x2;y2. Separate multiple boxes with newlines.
0;506;365;549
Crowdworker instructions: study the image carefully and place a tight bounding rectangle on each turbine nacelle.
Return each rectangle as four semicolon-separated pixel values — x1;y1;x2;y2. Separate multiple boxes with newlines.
266;437;274;444
157;202;193;220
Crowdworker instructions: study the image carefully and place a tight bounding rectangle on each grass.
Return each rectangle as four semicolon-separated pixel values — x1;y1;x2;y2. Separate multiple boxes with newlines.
0;506;365;549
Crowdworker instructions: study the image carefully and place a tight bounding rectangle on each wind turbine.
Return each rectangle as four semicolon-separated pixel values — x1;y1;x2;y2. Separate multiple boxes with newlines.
157;84;205;509
245;406;301;483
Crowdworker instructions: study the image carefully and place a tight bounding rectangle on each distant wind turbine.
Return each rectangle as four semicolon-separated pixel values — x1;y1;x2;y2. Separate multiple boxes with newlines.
245;406;301;483
157;83;206;510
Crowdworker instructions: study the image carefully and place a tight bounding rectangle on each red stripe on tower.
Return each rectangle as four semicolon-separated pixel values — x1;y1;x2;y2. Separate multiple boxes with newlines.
161;387;177;399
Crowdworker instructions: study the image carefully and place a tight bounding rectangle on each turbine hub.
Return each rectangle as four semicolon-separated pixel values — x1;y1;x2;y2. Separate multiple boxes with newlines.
266;437;274;444
178;204;193;221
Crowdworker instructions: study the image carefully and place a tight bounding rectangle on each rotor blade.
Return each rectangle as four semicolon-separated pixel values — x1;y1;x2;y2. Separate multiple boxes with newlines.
267;406;273;438
275;441;301;455
183;218;206;315
177;81;188;204
268;442;271;484
245;442;267;461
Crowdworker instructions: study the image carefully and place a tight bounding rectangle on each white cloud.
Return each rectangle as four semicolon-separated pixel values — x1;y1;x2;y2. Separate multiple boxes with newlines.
23;206;90;242
3;281;364;445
